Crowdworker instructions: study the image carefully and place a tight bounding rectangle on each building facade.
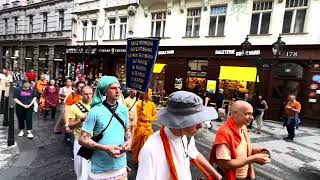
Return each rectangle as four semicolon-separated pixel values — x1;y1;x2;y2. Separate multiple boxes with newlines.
69;0;319;127
0;0;73;78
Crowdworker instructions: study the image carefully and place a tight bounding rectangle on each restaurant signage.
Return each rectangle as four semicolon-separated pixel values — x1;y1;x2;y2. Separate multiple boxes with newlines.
215;49;261;56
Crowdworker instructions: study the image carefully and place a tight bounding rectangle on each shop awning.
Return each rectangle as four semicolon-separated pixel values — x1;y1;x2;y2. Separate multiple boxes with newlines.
219;66;258;82
153;63;166;73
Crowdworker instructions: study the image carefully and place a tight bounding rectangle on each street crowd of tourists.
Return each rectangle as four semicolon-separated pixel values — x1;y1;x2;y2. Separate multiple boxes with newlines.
1;67;302;180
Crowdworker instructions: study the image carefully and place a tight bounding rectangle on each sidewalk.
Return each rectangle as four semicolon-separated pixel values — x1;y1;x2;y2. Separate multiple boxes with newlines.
0;110;75;180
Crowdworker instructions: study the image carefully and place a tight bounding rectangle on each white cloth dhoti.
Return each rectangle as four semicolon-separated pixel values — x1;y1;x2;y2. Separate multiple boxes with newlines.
73;140;90;180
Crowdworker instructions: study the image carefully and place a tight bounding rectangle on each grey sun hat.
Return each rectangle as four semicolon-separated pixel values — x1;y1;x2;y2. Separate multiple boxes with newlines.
158;91;218;129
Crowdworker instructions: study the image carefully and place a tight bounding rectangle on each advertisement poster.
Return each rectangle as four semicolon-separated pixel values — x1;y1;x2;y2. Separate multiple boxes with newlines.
126;38;160;92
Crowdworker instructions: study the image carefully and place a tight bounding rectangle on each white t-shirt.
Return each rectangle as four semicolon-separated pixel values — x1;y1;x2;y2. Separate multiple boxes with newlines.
59;86;73;103
136;127;199;180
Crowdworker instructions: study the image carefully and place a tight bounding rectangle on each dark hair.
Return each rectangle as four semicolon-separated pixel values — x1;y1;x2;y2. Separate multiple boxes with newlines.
76;81;86;87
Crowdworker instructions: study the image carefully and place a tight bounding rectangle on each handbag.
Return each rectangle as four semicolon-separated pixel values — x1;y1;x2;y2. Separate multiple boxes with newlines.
77;102;125;160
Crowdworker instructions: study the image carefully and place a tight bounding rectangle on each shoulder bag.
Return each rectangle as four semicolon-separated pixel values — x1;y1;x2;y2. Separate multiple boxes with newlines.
77;102;125;160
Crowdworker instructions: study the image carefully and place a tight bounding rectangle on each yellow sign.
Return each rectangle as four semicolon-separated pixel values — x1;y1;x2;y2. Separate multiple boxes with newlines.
219;66;258;82
153;63;166;73
206;80;217;93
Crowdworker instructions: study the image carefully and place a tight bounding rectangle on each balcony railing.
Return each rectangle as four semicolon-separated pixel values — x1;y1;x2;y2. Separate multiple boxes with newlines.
0;30;72;41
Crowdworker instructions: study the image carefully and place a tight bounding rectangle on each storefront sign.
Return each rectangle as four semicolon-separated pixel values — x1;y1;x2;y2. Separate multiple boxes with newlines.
25;57;32;60
308;98;317;103
39;58;47;61
54;58;63;61
158;50;174;55
126;38;160;92
99;48;126;54
214;49;261;56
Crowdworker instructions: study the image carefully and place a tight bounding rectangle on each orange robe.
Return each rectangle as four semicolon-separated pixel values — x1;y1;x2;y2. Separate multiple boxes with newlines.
131;100;157;161
209;117;255;180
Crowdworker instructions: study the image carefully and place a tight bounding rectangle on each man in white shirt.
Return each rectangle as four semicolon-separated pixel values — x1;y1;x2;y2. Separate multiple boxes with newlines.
0;68;13;99
136;91;222;180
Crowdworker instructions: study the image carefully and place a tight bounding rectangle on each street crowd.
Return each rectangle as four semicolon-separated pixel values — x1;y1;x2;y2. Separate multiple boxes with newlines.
4;68;302;180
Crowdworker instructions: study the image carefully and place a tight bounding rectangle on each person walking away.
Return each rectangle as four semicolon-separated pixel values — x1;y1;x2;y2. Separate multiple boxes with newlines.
203;91;212;129
283;95;301;142
131;89;158;162
254;96;268;134
42;80;60;120
68;86;93;180
64;81;85;141
209;101;271;180
13;80;37;139
124;89;138;140
136;91;222;180
79;76;131;180
1;68;13;99
54;78;73;133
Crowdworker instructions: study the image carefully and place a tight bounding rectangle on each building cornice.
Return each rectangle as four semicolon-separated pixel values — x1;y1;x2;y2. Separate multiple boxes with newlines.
0;0;73;14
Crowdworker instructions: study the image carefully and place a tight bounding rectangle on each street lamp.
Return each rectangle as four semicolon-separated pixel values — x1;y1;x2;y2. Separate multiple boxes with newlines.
241;35;251;55
272;36;286;57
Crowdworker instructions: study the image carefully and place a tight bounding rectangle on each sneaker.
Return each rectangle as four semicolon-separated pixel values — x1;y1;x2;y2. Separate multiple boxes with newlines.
18;131;24;137
27;132;34;139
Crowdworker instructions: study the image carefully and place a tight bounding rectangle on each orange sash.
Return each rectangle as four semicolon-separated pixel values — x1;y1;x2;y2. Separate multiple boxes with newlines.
160;127;214;180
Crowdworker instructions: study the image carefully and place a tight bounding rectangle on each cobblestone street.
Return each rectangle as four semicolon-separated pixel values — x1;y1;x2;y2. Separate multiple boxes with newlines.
0;108;319;180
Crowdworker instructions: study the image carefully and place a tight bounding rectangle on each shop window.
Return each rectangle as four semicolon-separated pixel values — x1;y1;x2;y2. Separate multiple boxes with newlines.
250;1;273;35
209;5;227;36
275;63;304;78
187;60;208;77
187;77;207;95
282;0;308;33
272;80;300;100
219;80;255;99
116;64;126;83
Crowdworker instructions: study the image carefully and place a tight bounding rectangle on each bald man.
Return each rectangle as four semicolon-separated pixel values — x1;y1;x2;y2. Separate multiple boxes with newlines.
209;101;271;180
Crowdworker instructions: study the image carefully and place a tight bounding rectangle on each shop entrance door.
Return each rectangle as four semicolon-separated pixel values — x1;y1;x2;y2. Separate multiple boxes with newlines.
271;78;303;121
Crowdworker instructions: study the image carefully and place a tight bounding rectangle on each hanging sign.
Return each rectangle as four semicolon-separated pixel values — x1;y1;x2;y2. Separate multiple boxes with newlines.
126;38;160;92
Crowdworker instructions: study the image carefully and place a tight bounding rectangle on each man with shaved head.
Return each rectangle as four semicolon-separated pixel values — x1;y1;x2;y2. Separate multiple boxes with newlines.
209;101;271;180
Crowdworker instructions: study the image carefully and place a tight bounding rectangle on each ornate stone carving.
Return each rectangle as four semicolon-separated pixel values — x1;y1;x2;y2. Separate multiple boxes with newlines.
128;5;137;16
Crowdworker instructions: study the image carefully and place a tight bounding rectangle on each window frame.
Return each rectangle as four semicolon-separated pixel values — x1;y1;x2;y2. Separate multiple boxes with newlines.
282;0;309;33
58;10;64;31
109;18;116;40
208;5;227;37
150;11;166;38
82;21;88;41
29;15;33;33
185;8;202;37
250;1;273;35
4;18;8;35
43;13;48;32
119;17;127;40
91;20;97;41
14;17;18;34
